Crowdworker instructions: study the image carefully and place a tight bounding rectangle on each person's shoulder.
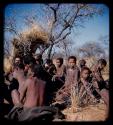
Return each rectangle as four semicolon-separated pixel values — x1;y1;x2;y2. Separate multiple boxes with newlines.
25;78;34;84
62;64;66;69
75;65;80;71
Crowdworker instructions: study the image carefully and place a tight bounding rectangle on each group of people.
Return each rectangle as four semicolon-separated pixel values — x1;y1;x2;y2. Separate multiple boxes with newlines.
0;54;109;121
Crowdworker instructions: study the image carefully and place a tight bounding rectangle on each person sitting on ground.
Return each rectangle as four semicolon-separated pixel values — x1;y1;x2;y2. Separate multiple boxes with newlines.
91;58;109;116
6;64;65;122
52;57;66;82
42;59;57;106
78;67;101;107
53;56;80;108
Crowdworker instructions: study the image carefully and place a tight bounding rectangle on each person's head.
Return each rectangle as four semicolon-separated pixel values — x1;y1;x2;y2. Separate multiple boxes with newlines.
34;54;43;65
28;64;45;80
56;58;63;67
45;59;52;68
23;55;36;72
80;67;91;80
14;56;22;65
79;59;86;68
34;54;42;60
68;56;77;69
12;63;25;79
97;59;107;70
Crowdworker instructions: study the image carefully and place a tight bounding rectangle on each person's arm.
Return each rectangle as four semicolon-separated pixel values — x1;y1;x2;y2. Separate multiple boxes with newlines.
11;89;22;106
20;84;27;103
39;82;46;106
79;85;84;97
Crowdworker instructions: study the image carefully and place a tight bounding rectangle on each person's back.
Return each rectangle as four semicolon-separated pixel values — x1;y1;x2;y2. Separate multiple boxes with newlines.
24;77;46;108
23;64;46;108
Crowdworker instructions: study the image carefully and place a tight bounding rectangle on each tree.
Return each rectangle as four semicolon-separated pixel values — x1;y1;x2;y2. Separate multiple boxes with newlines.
78;42;105;59
4;4;104;59
43;4;103;58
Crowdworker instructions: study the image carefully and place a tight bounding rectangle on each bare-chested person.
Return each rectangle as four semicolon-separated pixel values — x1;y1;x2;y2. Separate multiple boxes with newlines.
11;63;26;106
91;59;109;116
23;64;46;107
12;63;46;107
23;55;36;77
6;64;46;121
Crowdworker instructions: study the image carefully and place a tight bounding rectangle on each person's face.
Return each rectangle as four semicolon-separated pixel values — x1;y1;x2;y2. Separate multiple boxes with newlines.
98;63;106;70
68;59;76;68
81;70;90;80
15;58;21;64
27;68;34;77
56;60;61;67
79;61;85;68
24;65;30;72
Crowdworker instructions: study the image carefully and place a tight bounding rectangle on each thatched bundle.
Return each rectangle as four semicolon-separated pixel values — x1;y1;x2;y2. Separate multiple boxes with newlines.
12;24;49;57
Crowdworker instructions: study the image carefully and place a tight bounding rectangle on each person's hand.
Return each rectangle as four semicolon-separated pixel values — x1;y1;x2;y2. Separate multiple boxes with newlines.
52;75;59;82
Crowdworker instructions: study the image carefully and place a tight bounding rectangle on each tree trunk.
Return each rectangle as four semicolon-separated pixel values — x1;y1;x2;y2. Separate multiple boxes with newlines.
47;44;54;59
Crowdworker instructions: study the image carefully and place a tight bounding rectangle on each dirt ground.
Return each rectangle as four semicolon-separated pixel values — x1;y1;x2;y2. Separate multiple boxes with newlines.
63;102;108;121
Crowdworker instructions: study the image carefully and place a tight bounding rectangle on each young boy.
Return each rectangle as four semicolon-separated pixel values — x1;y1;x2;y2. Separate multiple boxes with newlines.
91;59;109;115
78;67;100;106
65;56;80;85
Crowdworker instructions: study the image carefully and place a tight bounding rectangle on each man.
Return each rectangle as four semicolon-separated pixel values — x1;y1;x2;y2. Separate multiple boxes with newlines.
6;64;47;121
34;53;43;65
23;64;46;107
23;55;36;77
12;63;46;107
14;56;22;65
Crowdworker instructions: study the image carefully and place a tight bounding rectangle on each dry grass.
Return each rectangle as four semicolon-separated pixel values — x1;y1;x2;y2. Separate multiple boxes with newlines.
20;24;49;43
62;103;107;121
4;57;13;73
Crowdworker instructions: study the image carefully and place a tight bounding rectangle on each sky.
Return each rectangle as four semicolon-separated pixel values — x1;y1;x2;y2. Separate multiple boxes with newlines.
4;3;109;54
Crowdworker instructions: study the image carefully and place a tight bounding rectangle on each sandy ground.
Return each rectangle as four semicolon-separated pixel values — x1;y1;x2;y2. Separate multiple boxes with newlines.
61;102;108;121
